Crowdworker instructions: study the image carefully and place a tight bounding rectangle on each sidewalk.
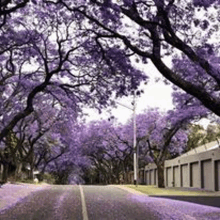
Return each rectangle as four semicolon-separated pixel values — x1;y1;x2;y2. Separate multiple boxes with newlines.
0;182;50;212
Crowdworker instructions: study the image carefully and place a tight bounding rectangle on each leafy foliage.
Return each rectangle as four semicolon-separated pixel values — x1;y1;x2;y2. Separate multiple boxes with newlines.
186;123;220;152
47;0;220;118
1;0;220;186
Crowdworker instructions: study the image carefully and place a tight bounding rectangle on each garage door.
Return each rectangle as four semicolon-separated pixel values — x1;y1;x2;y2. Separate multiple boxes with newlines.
191;162;200;188
173;166;180;187
145;171;148;185
202;160;212;191
215;160;220;191
166;167;172;187
181;164;189;187
150;170;154;185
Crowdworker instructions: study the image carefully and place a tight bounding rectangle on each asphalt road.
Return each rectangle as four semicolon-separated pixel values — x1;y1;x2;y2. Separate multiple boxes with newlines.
1;185;220;220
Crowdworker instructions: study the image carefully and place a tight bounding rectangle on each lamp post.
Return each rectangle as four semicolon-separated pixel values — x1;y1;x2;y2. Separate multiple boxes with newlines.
115;93;138;186
133;93;137;186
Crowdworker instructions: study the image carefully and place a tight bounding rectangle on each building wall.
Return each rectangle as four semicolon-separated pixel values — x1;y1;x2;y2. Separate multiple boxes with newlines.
144;147;220;191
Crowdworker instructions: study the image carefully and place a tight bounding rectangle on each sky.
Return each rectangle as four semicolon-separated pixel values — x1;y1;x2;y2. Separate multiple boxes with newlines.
84;61;174;124
80;4;216;126
83;59;211;127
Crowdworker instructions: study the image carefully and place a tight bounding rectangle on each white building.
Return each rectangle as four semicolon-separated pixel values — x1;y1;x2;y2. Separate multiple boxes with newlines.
144;140;220;191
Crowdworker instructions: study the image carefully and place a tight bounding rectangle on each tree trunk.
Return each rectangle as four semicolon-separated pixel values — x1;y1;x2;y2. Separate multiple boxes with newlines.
157;163;165;188
38;166;47;182
29;165;34;180
29;147;34;180
2;163;9;182
15;163;22;180
0;164;2;177
123;163;128;184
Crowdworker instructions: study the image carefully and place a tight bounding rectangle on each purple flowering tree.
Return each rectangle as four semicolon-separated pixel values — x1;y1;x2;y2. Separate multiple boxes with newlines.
0;0;146;143
50;0;220;117
45;122;89;184
77;120;134;184
121;91;209;187
1;0;220;184
0;0;146;182
0;93;76;182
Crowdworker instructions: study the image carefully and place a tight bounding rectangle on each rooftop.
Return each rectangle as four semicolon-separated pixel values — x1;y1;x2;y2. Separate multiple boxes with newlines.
180;140;220;157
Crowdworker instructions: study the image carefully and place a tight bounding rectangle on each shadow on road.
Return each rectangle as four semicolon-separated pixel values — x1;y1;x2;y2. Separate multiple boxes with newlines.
150;195;220;208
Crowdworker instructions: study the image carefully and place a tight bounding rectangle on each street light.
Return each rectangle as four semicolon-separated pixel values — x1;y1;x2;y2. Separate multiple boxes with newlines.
133;93;138;186
115;93;138;187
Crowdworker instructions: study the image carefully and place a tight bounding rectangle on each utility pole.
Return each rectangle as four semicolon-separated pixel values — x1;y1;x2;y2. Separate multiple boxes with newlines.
115;92;138;187
133;93;137;186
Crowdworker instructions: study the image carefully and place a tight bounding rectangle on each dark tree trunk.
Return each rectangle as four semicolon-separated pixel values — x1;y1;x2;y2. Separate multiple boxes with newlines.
29;166;34;180
15;163;22;180
2;163;9;182
157;163;165;188
38;166;47;182
29;147;34;180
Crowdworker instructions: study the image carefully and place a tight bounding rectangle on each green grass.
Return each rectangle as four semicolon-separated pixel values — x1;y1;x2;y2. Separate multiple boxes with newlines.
124;185;217;196
18;179;35;184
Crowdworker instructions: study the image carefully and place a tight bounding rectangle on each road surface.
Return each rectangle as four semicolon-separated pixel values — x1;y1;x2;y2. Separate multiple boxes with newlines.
1;185;220;220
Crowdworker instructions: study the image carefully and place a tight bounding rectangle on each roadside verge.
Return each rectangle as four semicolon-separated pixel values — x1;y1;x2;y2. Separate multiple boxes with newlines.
112;185;220;209
0;182;50;212
118;185;220;196
110;185;147;196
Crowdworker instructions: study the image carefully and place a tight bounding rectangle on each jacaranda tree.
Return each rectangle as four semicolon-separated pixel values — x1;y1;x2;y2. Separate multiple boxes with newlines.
120;90;209;187
0;0;147;143
1;0;220;185
50;0;220;118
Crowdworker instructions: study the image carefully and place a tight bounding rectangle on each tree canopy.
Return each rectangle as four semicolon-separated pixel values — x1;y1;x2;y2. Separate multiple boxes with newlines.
48;0;220;117
0;0;147;142
1;0;220;185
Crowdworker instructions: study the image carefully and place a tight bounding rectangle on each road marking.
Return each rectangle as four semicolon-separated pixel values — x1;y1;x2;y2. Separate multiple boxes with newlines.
79;185;89;220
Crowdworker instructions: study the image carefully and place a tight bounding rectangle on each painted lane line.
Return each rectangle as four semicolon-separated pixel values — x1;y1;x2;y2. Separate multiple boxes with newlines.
79;185;89;220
